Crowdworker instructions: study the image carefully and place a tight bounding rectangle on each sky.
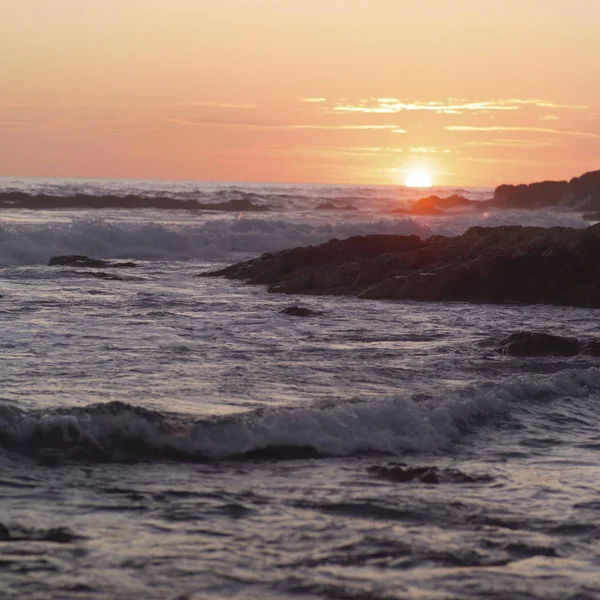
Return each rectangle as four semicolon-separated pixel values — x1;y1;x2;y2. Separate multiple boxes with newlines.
1;0;599;186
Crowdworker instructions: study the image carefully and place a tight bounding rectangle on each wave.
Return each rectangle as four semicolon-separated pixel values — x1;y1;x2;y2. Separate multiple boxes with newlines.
2;368;598;464
0;217;431;267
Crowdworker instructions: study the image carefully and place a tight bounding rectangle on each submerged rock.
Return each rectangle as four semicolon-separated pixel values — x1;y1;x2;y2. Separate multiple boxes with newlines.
48;255;137;268
280;306;323;317
0;522;77;544
497;331;600;357
369;463;493;484
390;194;477;216
203;223;600;308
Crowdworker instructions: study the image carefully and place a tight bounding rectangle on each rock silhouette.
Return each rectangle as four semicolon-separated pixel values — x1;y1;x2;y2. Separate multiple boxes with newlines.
203;223;600;308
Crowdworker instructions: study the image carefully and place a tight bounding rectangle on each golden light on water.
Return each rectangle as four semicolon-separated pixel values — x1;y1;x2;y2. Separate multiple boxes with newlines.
405;170;433;188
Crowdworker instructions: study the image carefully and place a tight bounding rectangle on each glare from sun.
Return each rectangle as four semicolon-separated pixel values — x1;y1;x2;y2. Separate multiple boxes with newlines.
405;170;433;188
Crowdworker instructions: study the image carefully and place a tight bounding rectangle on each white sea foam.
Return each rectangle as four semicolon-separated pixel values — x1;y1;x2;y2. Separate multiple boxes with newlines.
0;206;590;268
0;217;432;267
2;368;598;462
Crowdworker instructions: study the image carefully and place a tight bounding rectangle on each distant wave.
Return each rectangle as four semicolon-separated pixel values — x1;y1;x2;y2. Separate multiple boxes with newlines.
2;368;598;464
0;217;432;267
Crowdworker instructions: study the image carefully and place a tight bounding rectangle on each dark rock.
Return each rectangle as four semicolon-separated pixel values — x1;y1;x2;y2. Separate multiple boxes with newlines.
369;463;493;484
491;180;569;209
581;340;600;357
496;332;581;357
41;527;78;544
497;331;600;357
280;306;323;317
391;194;477;216
485;169;600;211
202;223;600;308
48;255;137;268
0;523;77;544
0;191;271;212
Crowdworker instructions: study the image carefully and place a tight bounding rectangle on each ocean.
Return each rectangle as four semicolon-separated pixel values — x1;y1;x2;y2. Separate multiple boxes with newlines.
1;177;599;599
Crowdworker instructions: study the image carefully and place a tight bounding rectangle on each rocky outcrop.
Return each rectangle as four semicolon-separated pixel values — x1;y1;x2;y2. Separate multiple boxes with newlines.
48;255;137;268
497;332;600;357
391;194;477;216
0;192;270;212
202;223;600;308
485;170;600;211
368;463;493;484
280;306;323;317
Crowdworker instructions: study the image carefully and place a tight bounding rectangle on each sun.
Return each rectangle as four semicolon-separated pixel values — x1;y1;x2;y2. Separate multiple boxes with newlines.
405;169;433;188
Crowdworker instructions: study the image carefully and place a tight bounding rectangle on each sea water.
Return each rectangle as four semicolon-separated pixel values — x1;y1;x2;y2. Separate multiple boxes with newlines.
1;177;599;599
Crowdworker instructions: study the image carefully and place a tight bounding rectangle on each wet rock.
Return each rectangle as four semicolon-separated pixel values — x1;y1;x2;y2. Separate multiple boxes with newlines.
390;194;477;216
368;463;493;484
0;191;270;212
48;255;137;268
484;169;600;211
581;340;600;357
496;332;581;357
280;306;323;317
497;332;600;357
0;522;78;543
203;223;600;308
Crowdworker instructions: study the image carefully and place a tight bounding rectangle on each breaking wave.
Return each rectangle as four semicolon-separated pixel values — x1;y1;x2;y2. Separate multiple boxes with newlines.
0;217;431;267
2;368;598;464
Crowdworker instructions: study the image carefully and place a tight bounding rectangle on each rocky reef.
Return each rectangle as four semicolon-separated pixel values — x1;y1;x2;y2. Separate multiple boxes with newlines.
0;192;270;212
391;194;478;216
203;222;600;308
485;170;600;211
496;332;600;357
391;169;600;217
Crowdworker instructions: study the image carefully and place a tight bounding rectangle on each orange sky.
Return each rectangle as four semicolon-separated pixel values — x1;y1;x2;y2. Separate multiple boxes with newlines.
1;0;599;186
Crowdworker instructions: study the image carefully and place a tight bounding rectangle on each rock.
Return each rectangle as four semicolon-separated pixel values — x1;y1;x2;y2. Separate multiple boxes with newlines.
496;331;600;357
280;306;323;317
580;340;600;357
0;191;271;212
496;332;581;357
485;170;600;211
48;255;137;268
368;463;493;484
391;194;477;216
491;180;569;209
202;223;600;308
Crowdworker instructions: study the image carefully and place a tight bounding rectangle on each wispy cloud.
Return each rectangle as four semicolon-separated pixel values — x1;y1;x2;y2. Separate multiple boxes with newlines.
461;138;558;148
150;101;256;109
165;118;406;132
327;98;588;115
409;147;451;154
446;125;600;138
4;101;133;109
301;98;327;103
4;101;256;110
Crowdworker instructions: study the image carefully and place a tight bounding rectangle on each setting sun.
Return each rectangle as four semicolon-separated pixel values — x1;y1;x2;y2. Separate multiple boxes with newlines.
405;170;433;188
